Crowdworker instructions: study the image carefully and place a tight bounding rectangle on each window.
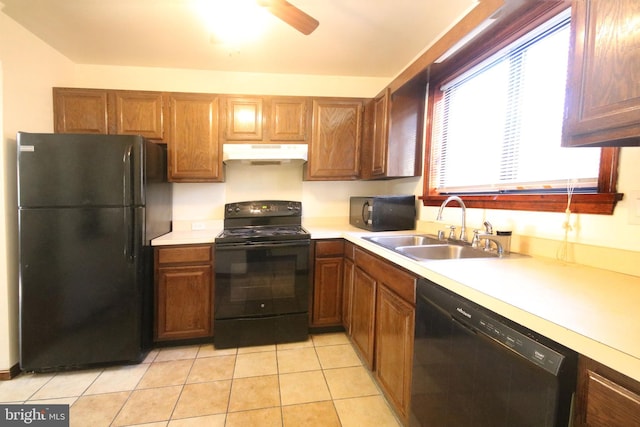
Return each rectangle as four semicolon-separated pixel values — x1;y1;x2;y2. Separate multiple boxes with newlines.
422;3;621;214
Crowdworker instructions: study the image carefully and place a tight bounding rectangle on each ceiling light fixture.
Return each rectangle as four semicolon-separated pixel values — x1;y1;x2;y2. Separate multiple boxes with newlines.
193;0;272;47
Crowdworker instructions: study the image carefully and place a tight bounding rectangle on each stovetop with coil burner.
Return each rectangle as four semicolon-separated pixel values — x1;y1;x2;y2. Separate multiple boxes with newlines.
215;200;310;244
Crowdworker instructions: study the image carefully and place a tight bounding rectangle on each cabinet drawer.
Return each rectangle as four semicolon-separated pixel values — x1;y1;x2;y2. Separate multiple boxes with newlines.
157;245;212;265
315;239;345;257
355;247;416;304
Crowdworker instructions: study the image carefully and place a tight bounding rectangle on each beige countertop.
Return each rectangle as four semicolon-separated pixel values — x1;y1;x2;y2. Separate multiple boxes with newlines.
152;219;640;382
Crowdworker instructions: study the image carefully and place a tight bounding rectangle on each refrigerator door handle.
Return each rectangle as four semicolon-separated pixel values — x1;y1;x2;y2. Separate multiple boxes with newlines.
123;145;135;263
123;145;134;205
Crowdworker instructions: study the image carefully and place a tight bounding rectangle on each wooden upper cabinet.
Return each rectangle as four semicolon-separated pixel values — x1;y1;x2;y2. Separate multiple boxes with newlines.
225;97;264;141
370;90;390;177
563;0;640;147
165;93;222;182
53;88;109;134
53;87;164;140
114;91;164;139
223;96;309;143
362;79;425;179
306;98;363;180
270;97;309;141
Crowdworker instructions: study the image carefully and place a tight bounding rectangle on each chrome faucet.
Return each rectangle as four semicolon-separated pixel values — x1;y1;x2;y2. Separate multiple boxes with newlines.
436;196;467;242
472;231;507;256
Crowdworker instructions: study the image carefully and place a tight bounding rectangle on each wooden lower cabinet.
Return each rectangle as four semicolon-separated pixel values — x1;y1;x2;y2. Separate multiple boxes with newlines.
311;239;344;327
349;246;417;424
342;242;355;333
154;245;214;341
350;266;377;369
375;284;415;424
574;356;640;427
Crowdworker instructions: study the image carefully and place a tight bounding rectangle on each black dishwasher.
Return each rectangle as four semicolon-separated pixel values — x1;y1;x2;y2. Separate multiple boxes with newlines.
411;279;577;427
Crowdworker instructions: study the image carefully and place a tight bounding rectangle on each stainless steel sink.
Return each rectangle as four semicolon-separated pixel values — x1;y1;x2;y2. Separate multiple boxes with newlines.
363;234;443;249
396;244;499;260
363;233;509;260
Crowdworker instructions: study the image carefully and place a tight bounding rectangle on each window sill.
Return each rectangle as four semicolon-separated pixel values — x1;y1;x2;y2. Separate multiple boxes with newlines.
420;193;623;215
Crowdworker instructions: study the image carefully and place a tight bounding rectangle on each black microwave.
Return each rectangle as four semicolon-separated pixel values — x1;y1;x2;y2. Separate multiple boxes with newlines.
349;195;416;231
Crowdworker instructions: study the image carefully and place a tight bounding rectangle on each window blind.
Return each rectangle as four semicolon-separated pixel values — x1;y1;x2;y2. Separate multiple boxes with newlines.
430;9;601;195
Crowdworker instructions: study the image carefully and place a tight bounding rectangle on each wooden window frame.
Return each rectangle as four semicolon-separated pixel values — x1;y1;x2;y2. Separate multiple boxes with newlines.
420;0;622;215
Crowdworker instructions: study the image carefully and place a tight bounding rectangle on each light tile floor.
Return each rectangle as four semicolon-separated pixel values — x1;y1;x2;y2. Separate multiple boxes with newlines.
0;332;401;427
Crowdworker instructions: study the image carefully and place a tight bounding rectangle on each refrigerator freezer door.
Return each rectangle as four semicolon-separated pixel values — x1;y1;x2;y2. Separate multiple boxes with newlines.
17;132;144;208
19;206;143;371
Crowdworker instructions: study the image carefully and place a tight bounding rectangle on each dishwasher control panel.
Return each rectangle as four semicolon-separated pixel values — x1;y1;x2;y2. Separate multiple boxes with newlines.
418;279;566;376
473;310;564;375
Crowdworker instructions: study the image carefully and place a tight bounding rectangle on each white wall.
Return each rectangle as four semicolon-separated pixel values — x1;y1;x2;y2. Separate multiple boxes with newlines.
0;9;76;372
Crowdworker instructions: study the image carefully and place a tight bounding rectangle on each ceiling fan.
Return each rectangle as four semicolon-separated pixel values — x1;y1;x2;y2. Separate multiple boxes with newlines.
257;0;319;35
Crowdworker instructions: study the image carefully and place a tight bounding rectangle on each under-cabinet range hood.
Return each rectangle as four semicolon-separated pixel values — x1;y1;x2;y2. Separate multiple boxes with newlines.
223;144;308;165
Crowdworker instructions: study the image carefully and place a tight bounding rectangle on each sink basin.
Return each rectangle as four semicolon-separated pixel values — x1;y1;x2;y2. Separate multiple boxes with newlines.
363;234;443;249
396;244;499;260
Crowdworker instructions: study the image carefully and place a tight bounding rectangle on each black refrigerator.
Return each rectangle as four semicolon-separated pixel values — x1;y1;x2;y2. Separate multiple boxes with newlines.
17;132;172;372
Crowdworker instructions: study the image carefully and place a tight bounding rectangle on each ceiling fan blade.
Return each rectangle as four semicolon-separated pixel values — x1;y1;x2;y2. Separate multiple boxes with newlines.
258;0;319;35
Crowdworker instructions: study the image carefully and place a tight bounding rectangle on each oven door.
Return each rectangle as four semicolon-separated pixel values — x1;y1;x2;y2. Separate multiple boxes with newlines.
214;240;310;321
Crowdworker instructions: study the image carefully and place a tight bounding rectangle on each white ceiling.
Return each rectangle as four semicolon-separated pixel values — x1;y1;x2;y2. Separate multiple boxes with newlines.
1;0;476;78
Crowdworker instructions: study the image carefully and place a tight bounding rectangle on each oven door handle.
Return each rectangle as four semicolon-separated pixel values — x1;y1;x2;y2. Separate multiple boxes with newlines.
215;240;311;250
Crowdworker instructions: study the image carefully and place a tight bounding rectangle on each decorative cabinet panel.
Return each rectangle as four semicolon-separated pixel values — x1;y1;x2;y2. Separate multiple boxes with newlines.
574;356;640;427
311;239;344;327
154;245;214;341
165;93;222;182
563;0;640;147
53;88;110;134
362;79;425;179
53;88;164;139
306;99;363;180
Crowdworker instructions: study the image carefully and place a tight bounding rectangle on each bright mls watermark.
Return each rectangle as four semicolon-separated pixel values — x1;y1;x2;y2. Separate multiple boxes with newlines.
0;405;69;426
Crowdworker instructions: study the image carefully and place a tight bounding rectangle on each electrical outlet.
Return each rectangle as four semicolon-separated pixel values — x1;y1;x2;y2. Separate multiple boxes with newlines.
191;221;206;231
628;191;640;225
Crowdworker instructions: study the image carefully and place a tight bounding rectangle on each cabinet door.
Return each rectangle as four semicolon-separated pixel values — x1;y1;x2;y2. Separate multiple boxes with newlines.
370;90;389;177
270;97;309;141
574;356;640;427
114;91;164;140
53;88;110;134
155;265;213;341
225;97;263;141
166;93;222;182
563;0;640;146
311;256;344;326
351;266;376;369
375;284;415;424
306;99;363;180
342;257;354;334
